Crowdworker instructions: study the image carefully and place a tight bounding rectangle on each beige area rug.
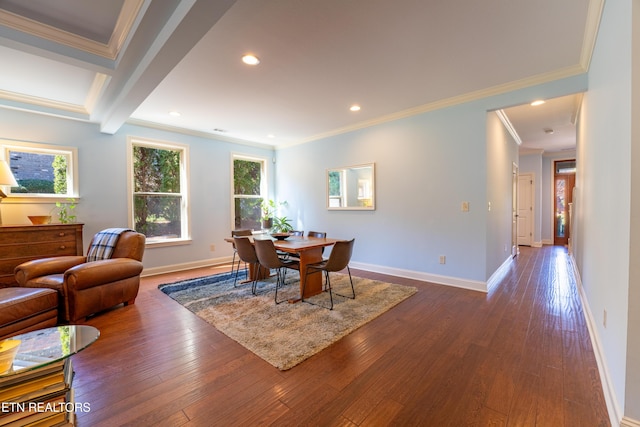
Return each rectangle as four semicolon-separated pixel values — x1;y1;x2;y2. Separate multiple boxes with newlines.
158;270;417;370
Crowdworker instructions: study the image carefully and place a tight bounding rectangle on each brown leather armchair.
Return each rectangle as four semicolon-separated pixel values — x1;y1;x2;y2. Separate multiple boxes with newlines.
14;230;145;322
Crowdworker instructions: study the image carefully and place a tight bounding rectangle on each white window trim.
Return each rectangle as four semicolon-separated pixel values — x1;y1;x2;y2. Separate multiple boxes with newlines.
127;136;191;247
230;153;268;231
0;139;79;203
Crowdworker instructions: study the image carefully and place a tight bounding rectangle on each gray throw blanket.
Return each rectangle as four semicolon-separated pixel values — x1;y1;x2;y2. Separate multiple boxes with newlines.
86;228;133;262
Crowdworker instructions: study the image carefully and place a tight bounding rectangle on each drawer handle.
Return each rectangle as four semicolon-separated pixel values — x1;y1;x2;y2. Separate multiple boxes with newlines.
59;245;66;250
59;233;65;237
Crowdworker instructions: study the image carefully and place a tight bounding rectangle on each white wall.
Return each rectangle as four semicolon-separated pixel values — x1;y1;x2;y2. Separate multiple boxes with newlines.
0;108;275;273
486;111;519;275
275;76;586;289
574;0;637;422
0;53;587;293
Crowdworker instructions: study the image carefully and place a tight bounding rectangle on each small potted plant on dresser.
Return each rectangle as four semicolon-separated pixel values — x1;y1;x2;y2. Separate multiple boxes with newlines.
51;199;77;224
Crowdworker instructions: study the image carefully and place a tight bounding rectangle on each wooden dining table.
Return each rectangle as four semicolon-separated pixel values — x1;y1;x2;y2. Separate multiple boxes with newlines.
226;234;340;302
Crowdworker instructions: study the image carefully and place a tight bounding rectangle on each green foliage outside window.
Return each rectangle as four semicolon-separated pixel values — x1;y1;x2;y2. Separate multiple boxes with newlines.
328;170;341;196
133;146;182;238
233;159;263;229
52;155;67;194
10;152;67;194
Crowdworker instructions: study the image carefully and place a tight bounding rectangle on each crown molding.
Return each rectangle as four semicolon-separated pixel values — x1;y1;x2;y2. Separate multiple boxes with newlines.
294;64;587;147
495;109;522;145
0;0;144;60
580;0;605;71
0;89;87;115
124;118;275;150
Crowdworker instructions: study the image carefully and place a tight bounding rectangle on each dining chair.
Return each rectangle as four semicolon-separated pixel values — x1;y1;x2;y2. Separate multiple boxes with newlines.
301;238;355;310
231;229;252;275
254;238;300;303
232;237;260;291
290;230;303;236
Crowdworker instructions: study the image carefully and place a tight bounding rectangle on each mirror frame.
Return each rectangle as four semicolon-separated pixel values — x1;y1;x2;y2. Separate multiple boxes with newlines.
326;163;375;210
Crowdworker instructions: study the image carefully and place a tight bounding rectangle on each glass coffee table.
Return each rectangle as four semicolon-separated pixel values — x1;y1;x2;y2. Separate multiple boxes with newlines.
1;325;100;377
0;325;99;426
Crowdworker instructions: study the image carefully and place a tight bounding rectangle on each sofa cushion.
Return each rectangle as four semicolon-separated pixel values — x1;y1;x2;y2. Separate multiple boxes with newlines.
0;287;58;327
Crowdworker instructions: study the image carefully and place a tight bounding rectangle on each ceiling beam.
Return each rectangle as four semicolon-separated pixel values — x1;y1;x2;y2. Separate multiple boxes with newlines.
95;0;237;134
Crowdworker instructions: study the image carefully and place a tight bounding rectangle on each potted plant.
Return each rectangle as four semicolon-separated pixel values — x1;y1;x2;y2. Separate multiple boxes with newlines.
50;198;77;224
260;199;288;230
271;216;293;233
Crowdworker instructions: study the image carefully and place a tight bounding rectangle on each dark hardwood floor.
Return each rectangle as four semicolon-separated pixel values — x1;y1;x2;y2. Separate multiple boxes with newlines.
72;245;610;426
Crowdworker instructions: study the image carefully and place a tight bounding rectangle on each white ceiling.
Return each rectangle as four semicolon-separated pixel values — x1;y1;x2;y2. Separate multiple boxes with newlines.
0;0;600;150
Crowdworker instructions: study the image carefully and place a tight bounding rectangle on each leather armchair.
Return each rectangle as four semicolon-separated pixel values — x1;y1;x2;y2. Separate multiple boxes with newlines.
14;230;145;322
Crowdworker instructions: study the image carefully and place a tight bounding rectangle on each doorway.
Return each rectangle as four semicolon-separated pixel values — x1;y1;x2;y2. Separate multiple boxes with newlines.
554;159;576;246
517;173;534;246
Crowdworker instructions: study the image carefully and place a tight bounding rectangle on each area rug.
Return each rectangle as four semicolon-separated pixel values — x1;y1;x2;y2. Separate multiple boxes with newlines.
158;270;417;370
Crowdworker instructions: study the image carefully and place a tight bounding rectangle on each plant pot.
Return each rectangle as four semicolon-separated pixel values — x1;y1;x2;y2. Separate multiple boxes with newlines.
261;218;273;230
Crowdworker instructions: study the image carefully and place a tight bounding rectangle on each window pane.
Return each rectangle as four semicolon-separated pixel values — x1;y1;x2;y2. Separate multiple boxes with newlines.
8;150;68;194
234;198;261;229
134;194;182;238
133;146;180;193
328;170;342;196
233;159;261;196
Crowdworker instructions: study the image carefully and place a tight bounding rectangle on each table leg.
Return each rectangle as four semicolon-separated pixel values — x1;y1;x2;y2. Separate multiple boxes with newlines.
248;263;270;281
297;247;324;300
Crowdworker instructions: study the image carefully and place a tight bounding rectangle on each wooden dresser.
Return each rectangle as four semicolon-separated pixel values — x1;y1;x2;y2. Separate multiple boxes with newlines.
0;223;84;287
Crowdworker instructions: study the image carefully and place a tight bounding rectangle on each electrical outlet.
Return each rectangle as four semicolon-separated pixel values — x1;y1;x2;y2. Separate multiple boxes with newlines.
439;255;446;264
461;201;469;212
209;244;215;251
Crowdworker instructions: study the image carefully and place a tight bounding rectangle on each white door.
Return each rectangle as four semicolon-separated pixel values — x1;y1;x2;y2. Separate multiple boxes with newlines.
517;174;534;246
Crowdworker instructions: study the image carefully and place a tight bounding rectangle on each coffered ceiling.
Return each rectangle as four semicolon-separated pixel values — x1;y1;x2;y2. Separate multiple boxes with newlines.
0;0;602;150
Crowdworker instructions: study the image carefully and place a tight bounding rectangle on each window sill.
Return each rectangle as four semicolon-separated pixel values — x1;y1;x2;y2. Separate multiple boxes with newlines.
3;195;79;204
145;238;192;248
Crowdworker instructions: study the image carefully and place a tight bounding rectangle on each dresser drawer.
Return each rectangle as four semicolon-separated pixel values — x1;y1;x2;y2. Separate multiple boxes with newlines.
0;228;78;244
0;224;84;286
0;241;79;259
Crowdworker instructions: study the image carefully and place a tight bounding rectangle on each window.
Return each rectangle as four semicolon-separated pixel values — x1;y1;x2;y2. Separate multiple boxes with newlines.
232;155;266;230
328;169;344;207
128;137;189;244
1;140;78;199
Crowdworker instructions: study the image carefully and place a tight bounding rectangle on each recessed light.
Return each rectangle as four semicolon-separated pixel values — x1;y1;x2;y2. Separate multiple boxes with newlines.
350;105;361;112
242;54;260;65
531;100;545;106
169;111;181;117
267;134;275;139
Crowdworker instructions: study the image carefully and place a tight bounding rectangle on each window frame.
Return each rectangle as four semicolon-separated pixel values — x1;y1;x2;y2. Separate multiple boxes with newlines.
127;136;190;247
231;153;268;231
0;139;79;203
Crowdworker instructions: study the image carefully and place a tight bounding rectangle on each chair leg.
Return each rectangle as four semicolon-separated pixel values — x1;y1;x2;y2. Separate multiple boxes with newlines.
302;267;333;310
334;266;355;300
275;268;287;304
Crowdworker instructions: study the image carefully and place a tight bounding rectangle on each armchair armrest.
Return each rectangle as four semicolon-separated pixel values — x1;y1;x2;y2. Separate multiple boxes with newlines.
65;258;144;291
15;256;87;285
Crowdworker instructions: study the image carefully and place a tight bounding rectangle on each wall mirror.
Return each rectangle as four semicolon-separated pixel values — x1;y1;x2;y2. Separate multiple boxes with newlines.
327;163;375;210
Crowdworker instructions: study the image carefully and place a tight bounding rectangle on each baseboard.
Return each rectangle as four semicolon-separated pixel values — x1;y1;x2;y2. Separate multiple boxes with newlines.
568;253;622;427
349;261;487;292
532;241;543;248
622;416;640;427
141;256;233;277
486;255;514;293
